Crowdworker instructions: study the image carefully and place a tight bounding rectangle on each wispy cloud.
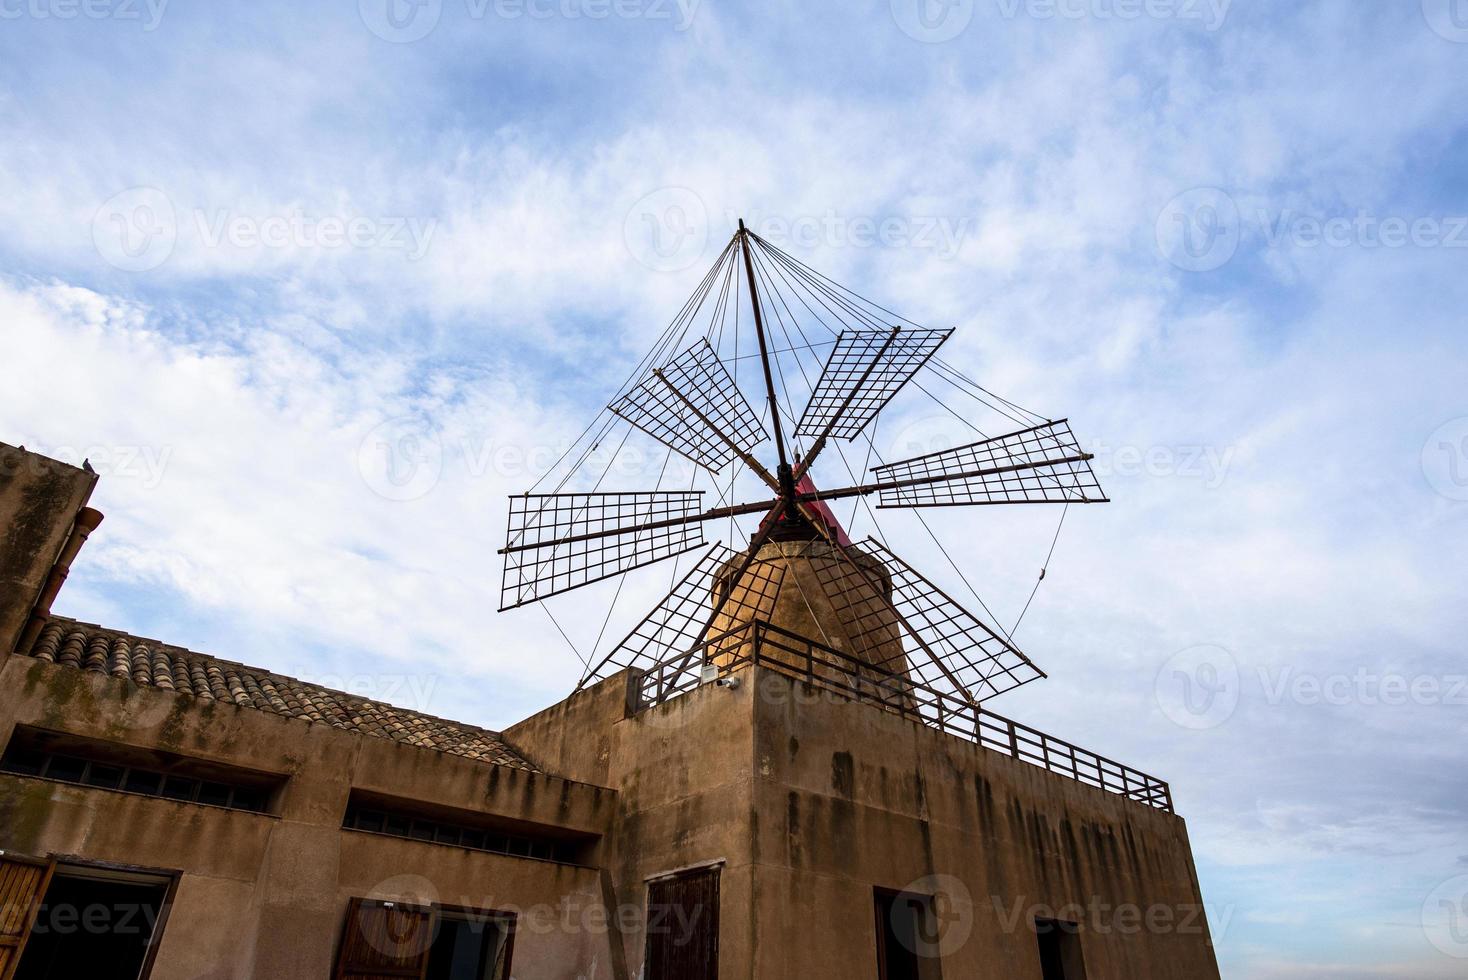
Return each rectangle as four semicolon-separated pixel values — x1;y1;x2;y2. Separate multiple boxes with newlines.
2;2;1466;976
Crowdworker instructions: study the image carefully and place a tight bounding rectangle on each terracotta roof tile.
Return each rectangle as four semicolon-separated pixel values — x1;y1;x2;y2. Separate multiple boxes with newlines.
24;618;537;772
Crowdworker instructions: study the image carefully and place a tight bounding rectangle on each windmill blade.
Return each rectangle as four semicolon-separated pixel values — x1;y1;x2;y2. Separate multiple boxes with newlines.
795;328;952;442
611;338;769;474
576;543;788;695
871;419;1106;507
499;492;709;610
810;538;1045;702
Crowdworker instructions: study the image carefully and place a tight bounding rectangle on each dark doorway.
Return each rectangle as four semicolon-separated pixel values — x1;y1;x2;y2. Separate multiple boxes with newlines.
1035;918;1087;980
425;909;513;980
874;888;942;980
645;866;719;980
14;870;170;980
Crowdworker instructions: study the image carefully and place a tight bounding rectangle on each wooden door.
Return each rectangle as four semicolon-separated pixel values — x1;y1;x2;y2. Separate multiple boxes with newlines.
0;854;54;980
333;898;436;980
645;867;719;980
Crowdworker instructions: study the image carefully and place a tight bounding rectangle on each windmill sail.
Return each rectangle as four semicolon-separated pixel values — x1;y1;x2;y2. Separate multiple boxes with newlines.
809;538;1044;702
796;328;951;441
578;543;788;697
611;339;768;474
500;492;707;610
871;419;1106;507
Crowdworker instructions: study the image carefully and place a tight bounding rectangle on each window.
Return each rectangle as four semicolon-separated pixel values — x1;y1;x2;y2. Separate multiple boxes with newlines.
342;802;588;865
333;899;514;980
874;888;943;980
6;861;175;980
0;729;277;814
1035;918;1087;980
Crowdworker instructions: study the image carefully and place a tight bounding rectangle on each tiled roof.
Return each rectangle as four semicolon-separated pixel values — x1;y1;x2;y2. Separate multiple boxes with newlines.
23;618;537;772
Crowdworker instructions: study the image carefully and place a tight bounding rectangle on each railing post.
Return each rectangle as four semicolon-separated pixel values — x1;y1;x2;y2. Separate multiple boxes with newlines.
625;668;646;717
1007;720;1019;759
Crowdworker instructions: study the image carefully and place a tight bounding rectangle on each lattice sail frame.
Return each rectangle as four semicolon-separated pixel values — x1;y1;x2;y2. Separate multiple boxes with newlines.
809;538;1045;702
872;419;1106;507
610;339;768;473
579;543;788;695
500;492;707;610
796;328;952;440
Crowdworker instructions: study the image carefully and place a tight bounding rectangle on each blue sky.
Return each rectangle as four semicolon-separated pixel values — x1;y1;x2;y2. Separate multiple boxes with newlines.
2;1;1467;976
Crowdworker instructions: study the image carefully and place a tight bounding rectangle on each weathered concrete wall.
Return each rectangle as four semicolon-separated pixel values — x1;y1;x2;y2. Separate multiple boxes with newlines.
511;666;762;979
0;589;1217;979
743;666;1220;980
0;655;619;980
525;663;1219;980
0;443;96;655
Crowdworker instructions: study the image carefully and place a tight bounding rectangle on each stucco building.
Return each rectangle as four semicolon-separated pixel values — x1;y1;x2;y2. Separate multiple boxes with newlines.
0;440;1221;979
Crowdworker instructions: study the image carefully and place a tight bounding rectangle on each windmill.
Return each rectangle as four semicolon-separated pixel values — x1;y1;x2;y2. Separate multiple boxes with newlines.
497;220;1107;718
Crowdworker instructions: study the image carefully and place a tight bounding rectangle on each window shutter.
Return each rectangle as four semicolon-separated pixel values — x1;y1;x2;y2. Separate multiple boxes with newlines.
0;853;55;980
333;898;436;980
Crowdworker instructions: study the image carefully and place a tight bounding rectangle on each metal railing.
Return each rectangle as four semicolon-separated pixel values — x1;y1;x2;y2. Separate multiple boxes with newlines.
629;620;1173;813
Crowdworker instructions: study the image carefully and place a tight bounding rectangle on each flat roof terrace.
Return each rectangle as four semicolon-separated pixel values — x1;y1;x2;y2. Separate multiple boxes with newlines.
630;618;1174;813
